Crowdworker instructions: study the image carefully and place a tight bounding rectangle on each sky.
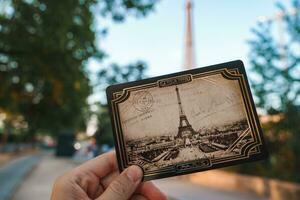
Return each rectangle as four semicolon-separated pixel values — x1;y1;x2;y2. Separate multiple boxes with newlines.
88;0;291;102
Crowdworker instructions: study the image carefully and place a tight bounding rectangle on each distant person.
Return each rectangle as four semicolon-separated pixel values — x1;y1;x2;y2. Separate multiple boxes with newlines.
51;151;167;200
86;138;98;159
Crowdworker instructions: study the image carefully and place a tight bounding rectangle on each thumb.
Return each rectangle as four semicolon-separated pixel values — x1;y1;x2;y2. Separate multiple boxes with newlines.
97;165;143;200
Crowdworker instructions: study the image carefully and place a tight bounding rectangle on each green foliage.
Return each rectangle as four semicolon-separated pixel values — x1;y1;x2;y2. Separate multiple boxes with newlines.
0;0;98;137
95;103;114;147
97;60;148;88
238;0;300;183
0;0;157;139
95;62;148;147
98;0;157;22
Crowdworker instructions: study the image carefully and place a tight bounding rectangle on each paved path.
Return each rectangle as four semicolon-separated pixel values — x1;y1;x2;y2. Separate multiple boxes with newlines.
13;155;76;200
12;154;267;200
154;178;267;200
0;155;41;200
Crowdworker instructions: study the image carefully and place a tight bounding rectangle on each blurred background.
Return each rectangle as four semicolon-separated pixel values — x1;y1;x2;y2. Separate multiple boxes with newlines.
0;0;299;200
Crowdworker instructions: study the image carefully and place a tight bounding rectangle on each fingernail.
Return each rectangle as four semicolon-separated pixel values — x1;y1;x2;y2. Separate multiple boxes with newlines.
126;165;143;182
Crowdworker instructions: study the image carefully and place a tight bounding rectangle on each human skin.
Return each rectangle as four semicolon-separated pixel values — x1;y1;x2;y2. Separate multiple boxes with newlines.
51;151;168;200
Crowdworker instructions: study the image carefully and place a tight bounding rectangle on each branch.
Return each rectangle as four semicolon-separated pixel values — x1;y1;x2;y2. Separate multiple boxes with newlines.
0;49;26;55
0;61;8;65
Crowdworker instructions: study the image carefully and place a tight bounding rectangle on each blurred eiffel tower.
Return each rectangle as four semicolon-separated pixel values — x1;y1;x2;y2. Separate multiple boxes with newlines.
183;0;196;70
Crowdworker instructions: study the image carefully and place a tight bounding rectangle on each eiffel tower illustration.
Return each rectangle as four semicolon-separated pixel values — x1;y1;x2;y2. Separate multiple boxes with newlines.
175;86;195;138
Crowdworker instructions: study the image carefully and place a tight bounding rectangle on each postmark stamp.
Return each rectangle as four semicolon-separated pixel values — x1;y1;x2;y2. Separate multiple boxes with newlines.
132;90;154;112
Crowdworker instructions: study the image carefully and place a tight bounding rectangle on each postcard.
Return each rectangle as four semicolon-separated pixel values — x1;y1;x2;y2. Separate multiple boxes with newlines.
106;60;268;181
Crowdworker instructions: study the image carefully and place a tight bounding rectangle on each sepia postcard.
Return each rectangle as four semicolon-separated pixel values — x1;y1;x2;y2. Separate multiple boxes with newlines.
106;60;268;181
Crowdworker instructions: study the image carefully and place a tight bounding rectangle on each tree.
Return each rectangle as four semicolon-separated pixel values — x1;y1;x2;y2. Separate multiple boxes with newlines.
0;0;97;139
244;0;300;183
0;0;158;140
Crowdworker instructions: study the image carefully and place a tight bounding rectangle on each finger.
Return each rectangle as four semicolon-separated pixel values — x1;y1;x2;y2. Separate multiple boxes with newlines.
137;182;168;200
96;165;143;200
101;172;167;200
91;183;105;199
79;171;104;199
75;151;118;178
101;171;119;188
130;194;148;200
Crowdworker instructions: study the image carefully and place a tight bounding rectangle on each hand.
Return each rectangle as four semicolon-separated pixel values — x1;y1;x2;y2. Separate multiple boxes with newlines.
51;151;168;200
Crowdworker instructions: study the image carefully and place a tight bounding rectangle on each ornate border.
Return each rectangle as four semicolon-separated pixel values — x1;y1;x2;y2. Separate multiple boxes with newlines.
107;61;267;181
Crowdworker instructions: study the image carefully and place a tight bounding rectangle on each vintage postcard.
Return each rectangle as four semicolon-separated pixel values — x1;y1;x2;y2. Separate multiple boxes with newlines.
106;60;268;181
